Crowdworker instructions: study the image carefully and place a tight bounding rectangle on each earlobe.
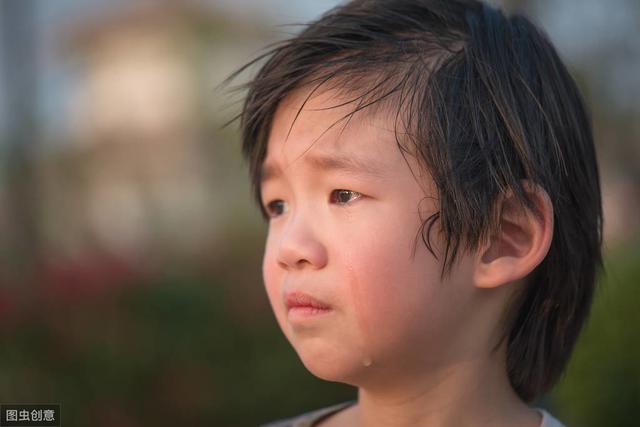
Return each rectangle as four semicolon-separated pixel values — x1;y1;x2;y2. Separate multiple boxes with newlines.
474;181;554;289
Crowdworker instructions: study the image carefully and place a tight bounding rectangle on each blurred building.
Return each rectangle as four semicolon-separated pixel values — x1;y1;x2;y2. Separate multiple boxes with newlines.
38;1;268;268
3;0;638;279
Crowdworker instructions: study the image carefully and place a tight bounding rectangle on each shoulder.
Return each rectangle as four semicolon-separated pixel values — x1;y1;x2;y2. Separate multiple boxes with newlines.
536;408;567;427
260;401;357;427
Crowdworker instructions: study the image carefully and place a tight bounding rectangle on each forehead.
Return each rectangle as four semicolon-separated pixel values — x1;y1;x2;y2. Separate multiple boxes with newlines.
263;86;404;179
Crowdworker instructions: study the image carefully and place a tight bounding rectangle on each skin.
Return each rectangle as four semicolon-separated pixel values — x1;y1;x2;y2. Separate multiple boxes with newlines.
259;85;554;427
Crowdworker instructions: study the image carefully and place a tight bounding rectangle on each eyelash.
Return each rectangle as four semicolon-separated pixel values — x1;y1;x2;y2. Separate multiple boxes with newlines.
264;189;362;219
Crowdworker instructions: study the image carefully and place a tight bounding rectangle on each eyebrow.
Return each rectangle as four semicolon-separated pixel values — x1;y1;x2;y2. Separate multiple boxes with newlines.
260;152;385;184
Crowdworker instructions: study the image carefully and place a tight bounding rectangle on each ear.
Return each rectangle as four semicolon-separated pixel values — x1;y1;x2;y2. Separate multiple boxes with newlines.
473;180;554;289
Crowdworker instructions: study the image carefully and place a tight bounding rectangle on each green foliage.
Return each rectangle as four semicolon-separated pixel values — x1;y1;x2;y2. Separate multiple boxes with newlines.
0;264;354;427
551;238;640;426
4;233;635;426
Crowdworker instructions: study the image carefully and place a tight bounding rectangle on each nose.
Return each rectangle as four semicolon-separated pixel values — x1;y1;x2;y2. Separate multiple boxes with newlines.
275;211;328;271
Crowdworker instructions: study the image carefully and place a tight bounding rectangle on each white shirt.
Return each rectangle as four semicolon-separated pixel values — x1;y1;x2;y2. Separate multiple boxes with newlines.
263;401;569;427
537;408;566;427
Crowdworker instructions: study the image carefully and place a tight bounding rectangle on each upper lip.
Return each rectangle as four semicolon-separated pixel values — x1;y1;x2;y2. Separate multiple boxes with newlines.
285;291;332;310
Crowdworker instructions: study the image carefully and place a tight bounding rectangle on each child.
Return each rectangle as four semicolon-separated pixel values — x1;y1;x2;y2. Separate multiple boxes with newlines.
224;0;603;425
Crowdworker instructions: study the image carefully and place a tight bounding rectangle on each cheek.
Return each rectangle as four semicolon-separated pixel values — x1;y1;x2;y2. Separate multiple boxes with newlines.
345;222;437;350
262;238;288;333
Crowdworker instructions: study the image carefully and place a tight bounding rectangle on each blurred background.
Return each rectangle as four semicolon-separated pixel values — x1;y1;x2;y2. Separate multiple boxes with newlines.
0;0;638;426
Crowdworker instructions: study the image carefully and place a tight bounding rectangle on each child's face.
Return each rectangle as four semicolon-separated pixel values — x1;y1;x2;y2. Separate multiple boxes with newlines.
260;87;483;387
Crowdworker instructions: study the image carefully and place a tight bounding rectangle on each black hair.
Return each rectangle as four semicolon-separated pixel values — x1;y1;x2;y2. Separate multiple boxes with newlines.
222;0;604;403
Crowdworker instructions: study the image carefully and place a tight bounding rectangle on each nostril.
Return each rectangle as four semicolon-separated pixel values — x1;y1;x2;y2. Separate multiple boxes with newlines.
277;259;289;269
277;257;310;270
295;259;313;269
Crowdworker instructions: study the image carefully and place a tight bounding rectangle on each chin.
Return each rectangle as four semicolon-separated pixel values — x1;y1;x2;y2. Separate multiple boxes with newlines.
295;344;364;385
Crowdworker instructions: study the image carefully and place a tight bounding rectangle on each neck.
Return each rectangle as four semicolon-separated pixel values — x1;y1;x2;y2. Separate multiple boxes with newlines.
347;351;540;427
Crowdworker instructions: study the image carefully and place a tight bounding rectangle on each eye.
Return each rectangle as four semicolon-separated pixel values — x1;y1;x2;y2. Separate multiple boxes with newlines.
329;189;362;205
264;189;362;219
264;200;287;218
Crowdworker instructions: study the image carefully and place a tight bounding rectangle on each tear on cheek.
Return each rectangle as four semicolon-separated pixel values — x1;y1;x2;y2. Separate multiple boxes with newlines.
346;256;374;362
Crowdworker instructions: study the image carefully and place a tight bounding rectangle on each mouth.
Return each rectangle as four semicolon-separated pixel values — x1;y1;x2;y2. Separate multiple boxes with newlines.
284;291;333;322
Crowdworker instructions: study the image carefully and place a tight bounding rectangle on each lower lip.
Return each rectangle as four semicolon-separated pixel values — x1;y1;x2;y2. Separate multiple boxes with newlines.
287;306;333;322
